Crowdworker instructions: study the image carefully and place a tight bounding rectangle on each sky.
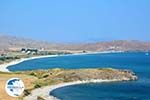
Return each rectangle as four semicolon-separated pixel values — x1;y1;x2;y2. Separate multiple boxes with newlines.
0;0;150;43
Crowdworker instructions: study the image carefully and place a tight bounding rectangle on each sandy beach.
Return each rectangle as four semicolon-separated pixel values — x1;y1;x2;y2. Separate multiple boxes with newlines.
0;51;123;72
24;79;123;100
0;55;60;72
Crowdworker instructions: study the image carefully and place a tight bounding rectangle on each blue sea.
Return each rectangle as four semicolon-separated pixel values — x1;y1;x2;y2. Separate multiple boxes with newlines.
8;52;150;100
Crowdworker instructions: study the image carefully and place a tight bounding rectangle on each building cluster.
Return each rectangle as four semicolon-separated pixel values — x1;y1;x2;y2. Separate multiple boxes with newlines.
21;48;38;54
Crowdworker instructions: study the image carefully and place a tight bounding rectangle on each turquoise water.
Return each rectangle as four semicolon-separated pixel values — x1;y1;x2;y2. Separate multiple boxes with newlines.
8;52;150;100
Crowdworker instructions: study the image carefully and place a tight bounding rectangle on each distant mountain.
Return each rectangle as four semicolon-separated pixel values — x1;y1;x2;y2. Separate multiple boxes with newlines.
0;34;62;51
0;34;150;52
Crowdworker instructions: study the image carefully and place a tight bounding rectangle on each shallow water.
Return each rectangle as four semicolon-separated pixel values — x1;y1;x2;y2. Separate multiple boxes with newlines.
8;52;150;100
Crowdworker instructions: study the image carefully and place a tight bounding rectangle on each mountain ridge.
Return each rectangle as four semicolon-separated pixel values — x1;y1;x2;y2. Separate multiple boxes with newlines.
1;34;150;52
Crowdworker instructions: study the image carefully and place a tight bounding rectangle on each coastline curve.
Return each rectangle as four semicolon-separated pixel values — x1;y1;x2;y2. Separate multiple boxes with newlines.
24;79;128;100
0;51;123;72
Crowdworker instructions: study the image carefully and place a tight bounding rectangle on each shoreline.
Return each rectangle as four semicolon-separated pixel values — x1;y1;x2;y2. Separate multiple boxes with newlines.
24;79;125;100
0;55;60;72
0;51;123;72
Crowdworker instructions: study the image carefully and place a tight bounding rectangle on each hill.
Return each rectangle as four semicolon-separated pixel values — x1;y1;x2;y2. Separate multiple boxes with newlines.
1;34;150;52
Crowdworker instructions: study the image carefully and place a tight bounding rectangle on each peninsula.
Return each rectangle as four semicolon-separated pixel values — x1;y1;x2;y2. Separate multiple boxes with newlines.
22;68;137;100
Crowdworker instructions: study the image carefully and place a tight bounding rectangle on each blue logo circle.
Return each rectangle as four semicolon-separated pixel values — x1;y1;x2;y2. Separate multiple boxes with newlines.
5;78;25;97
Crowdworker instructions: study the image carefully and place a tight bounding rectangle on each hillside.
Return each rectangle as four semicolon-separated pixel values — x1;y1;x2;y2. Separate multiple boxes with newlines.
1;34;150;52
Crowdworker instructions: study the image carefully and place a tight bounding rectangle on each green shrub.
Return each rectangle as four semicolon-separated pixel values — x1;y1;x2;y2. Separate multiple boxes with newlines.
42;74;49;78
29;72;37;77
34;83;41;88
23;89;31;96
